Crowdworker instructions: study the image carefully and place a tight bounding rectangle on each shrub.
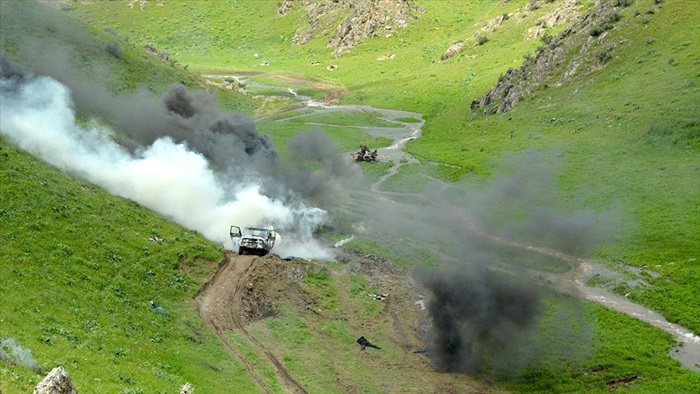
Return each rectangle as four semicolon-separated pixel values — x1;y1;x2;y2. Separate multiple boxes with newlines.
540;33;553;45
476;35;489;46
613;0;633;7
105;43;121;58
597;48;613;64
600;11;621;30
590;11;621;35
589;27;603;37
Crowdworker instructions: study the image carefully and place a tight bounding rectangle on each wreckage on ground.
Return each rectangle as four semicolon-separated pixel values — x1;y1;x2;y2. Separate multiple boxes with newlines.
230;225;277;256
352;144;378;162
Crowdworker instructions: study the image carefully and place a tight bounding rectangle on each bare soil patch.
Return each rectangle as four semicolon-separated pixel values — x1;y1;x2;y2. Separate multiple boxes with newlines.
196;253;311;394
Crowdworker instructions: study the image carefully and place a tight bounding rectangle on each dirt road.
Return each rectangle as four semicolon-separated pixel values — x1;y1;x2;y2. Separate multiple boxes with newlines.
196;254;308;394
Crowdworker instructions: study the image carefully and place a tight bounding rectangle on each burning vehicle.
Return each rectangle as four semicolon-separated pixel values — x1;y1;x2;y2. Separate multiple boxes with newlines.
351;144;378;162
230;225;277;256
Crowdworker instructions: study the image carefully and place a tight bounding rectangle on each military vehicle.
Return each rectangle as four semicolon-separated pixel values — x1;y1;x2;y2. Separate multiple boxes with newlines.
230;225;277;256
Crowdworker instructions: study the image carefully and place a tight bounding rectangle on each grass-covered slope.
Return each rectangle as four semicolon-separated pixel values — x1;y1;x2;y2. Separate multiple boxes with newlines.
0;0;257;113
73;0;699;335
0;2;261;392
0;137;260;393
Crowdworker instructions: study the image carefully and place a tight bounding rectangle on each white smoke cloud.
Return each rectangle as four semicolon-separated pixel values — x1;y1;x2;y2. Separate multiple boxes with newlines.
0;74;332;259
0;338;41;371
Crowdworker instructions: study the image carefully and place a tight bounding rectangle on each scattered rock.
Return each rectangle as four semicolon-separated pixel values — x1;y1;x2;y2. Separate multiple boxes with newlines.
34;366;77;394
440;42;463;61
128;0;164;11
377;53;396;61
143;43;169;61
326;64;338;71
258;60;271;66
525;0;581;40
478;13;507;34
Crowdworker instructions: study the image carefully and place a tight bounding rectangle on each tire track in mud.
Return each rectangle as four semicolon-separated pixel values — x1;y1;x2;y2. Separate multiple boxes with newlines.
196;257;272;394
196;254;308;394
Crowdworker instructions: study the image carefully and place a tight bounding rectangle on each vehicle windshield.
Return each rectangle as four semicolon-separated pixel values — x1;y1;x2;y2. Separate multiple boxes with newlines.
245;227;269;237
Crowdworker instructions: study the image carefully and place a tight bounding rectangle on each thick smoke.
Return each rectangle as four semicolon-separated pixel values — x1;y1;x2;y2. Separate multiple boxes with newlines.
284;130;362;206
11;41;356;208
0;53;337;259
84;82;278;176
351;150;615;374
420;265;540;373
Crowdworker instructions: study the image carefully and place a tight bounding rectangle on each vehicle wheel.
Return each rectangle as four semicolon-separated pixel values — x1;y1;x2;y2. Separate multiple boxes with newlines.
239;248;246;255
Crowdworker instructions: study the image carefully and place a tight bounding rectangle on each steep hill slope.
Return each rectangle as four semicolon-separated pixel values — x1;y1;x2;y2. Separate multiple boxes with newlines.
2;0;700;393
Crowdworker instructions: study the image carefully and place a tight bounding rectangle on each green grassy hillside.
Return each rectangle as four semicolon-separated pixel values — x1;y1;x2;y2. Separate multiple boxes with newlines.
72;0;699;334
0;138;261;393
2;0;699;392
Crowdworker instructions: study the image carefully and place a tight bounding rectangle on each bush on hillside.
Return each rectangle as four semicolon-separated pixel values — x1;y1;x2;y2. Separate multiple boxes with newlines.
613;0;633;7
105;43;121;59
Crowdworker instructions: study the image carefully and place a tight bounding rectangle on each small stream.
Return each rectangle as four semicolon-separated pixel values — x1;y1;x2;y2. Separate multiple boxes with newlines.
215;74;700;372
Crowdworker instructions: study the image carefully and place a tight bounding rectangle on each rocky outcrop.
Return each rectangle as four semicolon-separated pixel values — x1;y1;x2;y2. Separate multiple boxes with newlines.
278;0;421;58
525;0;581;40
472;0;632;115
441;42;464;61
34;366;77;394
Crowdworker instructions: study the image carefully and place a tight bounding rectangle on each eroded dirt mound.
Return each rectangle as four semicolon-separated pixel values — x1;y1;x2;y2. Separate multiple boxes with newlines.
195;249;497;393
197;253;313;331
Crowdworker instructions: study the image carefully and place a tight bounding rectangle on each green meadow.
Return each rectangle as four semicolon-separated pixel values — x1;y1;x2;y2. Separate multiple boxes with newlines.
1;0;698;392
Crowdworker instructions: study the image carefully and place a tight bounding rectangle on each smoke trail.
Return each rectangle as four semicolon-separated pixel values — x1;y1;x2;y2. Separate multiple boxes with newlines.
0;338;42;372
0;54;332;259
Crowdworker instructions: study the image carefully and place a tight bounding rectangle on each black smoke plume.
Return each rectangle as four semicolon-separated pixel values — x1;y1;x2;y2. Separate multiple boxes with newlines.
350;150;614;374
419;265;541;373
0;52;30;89
0;1;356;209
0;1;361;258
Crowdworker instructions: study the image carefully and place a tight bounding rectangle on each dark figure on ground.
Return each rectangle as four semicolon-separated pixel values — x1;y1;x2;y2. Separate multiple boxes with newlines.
150;300;169;315
357;336;381;350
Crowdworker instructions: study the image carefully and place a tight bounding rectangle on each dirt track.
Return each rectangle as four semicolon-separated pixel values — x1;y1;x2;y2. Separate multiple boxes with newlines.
196;254;308;394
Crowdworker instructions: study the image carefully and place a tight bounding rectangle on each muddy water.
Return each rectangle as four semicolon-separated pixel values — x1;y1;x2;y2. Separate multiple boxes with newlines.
224;75;700;372
483;237;700;372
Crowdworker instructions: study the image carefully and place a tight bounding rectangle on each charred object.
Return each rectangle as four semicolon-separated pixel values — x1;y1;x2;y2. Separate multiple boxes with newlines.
351;144;378;162
357;336;381;350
